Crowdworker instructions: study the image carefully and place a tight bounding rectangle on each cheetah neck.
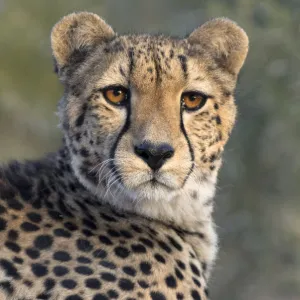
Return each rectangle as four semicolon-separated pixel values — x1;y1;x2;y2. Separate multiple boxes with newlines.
3;146;218;273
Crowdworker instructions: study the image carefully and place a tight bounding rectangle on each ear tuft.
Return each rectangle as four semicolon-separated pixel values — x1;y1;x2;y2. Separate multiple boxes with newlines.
188;18;249;75
51;12;115;69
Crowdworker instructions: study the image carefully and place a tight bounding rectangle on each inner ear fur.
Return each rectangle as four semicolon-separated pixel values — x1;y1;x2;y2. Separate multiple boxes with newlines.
188;18;249;75
51;12;115;69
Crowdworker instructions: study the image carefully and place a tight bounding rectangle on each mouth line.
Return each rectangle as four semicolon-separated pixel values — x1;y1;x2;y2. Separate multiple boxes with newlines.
136;176;174;191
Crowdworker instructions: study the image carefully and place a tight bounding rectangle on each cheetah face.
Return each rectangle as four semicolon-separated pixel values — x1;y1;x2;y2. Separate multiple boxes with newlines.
52;13;248;205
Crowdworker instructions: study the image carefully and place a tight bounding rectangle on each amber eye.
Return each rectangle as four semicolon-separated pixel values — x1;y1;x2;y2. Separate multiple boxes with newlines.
103;86;129;105
182;92;208;111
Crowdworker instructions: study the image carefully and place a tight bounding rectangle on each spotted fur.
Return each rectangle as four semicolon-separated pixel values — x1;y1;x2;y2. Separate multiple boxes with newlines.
0;12;248;300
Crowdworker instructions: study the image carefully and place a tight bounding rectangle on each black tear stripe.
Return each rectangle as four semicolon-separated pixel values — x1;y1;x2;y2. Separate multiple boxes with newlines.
109;103;131;187
180;106;195;187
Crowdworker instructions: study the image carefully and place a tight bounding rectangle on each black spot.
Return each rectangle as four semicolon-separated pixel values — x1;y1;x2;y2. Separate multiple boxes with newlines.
66;296;83;300
80;148;90;158
61;279;77;289
193;277;201;287
13;256;23;264
7;198;24;210
120;230;133;238
123;266;136;277
131;224;143;233
190;263;201;276
140;261;152;275
158;240;172;253
100;213;117;222
191;290;201;300
64;221;78;231
99;260;116;270
165;275;177;288
75;103;87;127
0;204;7;214
150;291;167;300
21;221;40;232
75;265;93;275
214;103;219;110
215;115;221;124
7;230;18;241
53;228;71;238
154;253;166;264
34;235;53;250
176;293;184;300
107;289;119;298
76;239;93;252
82;229;94;237
5;241;21;253
131;243;147;253
175;267;184;280
26;247;40;259
139;237;154;248
99;235;113;245
137;279;150;290
101;272;116;282
176;260;186;270
0;217;7;231
0;281;14;295
93;248;107;259
77;256;91;264
209;154;217;162
118;278;134;291
27;212;42;223
168;236;183;251
0;260;21;280
24;280;33;287
204;288;209;297
44;278;56;291
53;251;71;262
107;229;120;237
115;246;130;258
53;265;69;276
93;294;108;300
48;210;63;221
85;278;101;289
31;263;48;277
178;55;188;79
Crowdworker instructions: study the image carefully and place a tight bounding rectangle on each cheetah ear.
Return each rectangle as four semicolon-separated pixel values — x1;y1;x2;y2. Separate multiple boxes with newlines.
188;18;249;75
51;12;115;70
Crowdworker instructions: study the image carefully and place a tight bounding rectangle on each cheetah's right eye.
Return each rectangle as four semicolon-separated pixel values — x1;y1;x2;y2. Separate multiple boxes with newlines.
102;86;129;106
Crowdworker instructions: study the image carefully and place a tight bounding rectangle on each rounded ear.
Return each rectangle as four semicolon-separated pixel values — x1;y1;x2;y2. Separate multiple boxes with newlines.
51;12;115;70
188;18;249;75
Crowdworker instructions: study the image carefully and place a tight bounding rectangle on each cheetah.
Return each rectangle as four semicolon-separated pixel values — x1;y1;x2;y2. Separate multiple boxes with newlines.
0;12;248;300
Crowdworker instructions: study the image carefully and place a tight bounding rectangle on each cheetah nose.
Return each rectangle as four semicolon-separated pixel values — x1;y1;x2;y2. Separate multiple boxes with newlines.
134;141;174;171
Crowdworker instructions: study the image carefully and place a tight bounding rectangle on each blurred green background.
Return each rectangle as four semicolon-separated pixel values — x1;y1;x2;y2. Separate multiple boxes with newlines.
1;0;300;299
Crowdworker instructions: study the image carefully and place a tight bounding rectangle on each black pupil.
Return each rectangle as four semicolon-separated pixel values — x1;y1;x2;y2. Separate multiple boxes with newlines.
190;95;199;102
113;89;123;97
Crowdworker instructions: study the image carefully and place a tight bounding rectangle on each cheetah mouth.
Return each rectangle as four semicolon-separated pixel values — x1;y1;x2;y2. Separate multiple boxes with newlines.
131;173;177;192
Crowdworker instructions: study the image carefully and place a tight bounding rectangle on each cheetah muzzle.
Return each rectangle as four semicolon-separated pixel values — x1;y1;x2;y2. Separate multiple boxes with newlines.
0;12;248;300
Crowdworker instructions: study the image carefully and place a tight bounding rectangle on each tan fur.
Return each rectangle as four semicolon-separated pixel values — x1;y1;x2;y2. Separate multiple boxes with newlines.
51;12;115;67
0;12;248;300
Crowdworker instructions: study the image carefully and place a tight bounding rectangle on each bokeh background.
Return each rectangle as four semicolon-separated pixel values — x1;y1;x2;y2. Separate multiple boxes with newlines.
1;0;299;299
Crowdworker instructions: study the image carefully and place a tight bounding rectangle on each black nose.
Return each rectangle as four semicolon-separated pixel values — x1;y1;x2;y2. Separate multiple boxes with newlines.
134;142;175;171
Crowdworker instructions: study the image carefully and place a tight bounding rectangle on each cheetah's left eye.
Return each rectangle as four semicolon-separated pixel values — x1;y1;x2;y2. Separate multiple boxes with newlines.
182;92;208;111
103;86;129;106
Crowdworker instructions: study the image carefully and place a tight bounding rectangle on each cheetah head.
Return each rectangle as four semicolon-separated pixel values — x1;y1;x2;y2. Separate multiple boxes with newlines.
51;12;248;222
